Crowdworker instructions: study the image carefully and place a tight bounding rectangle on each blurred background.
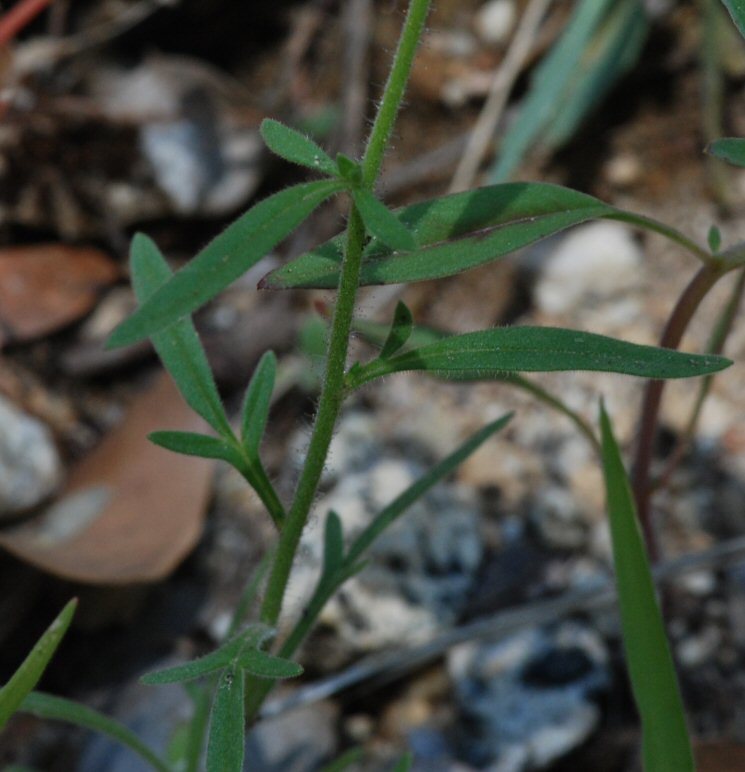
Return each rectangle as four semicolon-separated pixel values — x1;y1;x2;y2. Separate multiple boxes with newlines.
2;0;745;769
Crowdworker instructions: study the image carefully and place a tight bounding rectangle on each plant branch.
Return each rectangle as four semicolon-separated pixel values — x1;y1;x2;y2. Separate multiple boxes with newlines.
631;264;726;560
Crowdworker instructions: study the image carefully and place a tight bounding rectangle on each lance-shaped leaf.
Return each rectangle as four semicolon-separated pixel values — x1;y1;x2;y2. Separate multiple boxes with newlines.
241;351;277;457
706;137;745;167
150;431;242;464
207;666;245;772
236;648;303;679
393;753;414;772
346;327;731;389
260;119;338;175
261;183;616;289
110;179;345;346
599;404;694;772
352;188;416;251
721;0;745;39
129;234;233;437
0;599;77;729
380;301;414;359
142;624;274;685
21;692;171;772
336;153;363;185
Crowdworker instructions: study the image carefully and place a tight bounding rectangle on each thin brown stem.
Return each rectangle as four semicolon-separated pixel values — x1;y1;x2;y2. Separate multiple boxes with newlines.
631;264;726;561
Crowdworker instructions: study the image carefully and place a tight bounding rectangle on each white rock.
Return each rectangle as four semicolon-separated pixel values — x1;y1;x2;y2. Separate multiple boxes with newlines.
475;0;516;46
0;396;62;519
535;221;643;315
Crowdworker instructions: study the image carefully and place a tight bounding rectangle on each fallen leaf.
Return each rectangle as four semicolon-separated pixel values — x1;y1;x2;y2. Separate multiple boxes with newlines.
0;373;213;584
695;741;745;772
0;245;119;346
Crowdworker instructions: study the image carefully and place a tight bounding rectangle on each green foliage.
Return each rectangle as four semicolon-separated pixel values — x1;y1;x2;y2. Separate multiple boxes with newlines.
346;327;730;388
707;136;745;166
380;301;414;359
260;119;338;176
599;404;694;772
0;600;76;730
351;188;416;251
721;0;745;38
207;666;245;772
240;350;277;458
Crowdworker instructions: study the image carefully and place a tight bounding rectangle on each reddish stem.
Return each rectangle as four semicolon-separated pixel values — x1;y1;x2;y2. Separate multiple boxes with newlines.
631;265;724;561
0;0;54;47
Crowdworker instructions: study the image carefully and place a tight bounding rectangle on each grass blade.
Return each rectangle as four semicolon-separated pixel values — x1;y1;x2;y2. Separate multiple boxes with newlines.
352;188;416;251
141;641;241;685
240;351;277;457
346;327;731;388
109;180;345;346
599;404;694;772
261;183;615;289
393;752;414;772
207;666;245;772
260;119;337;175
236;649;303;680
20;692;171;772
0;599;76;729
706;137;745;167
149;431;242;464
129;234;232;437
323;510;345;578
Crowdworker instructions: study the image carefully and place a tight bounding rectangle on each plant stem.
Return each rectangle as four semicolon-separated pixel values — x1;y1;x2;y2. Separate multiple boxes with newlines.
250;0;432;719
631;264;726;560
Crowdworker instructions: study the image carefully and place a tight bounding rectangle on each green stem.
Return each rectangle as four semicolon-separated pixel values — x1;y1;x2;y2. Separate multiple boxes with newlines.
361;0;432;186
258;0;432;632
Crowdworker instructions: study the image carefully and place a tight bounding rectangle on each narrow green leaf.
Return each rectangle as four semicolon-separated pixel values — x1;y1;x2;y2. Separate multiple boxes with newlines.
20;692;171;772
207;666;245;772
141;640;242;685
380;301;414;359
706;137;745;167
260;118;337;175
149;431;241;464
237;649;303;680
0;599;76;729
490;0;616;182
708;225;722;253
240;351;277;457
599;404;694;772
261;183;615;289
352;188;416;251
721;0;745;39
129;234;233;437
346;415;512;565
322;510;345;578
346;327;731;389
109;180;345;346
336;153;363;185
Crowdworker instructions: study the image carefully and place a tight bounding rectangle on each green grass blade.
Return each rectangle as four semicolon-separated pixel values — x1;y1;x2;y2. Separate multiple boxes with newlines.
322;510;345;577
20;692;171;772
380;301;414;359
0;599;76;729
207;666;245;772
707;137;745;167
721;0;745;38
141;641;242;685
346;327;731;388
260;119;338;176
346;415;512;565
149;431;242;464
128;234;233;437
109;180;345;346
260;183;615;289
319;747;364;772
392;752;414;771
352;188;416;251
489;0;616;182
599;404;694;772
543;0;648;149
240;351;277;457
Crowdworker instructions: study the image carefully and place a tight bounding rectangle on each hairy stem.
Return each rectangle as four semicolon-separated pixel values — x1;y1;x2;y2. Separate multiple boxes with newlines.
251;0;432;718
631;264;726;560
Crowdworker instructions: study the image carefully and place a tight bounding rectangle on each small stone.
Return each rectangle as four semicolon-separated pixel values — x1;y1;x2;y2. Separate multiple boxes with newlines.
535;222;643;315
604;153;642;188
475;0;516;46
0;395;62;519
530;487;589;550
677;626;721;668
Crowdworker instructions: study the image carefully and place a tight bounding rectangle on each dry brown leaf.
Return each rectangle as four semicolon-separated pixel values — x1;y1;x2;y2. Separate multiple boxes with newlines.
0;373;214;584
695;741;745;772
0;244;119;345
